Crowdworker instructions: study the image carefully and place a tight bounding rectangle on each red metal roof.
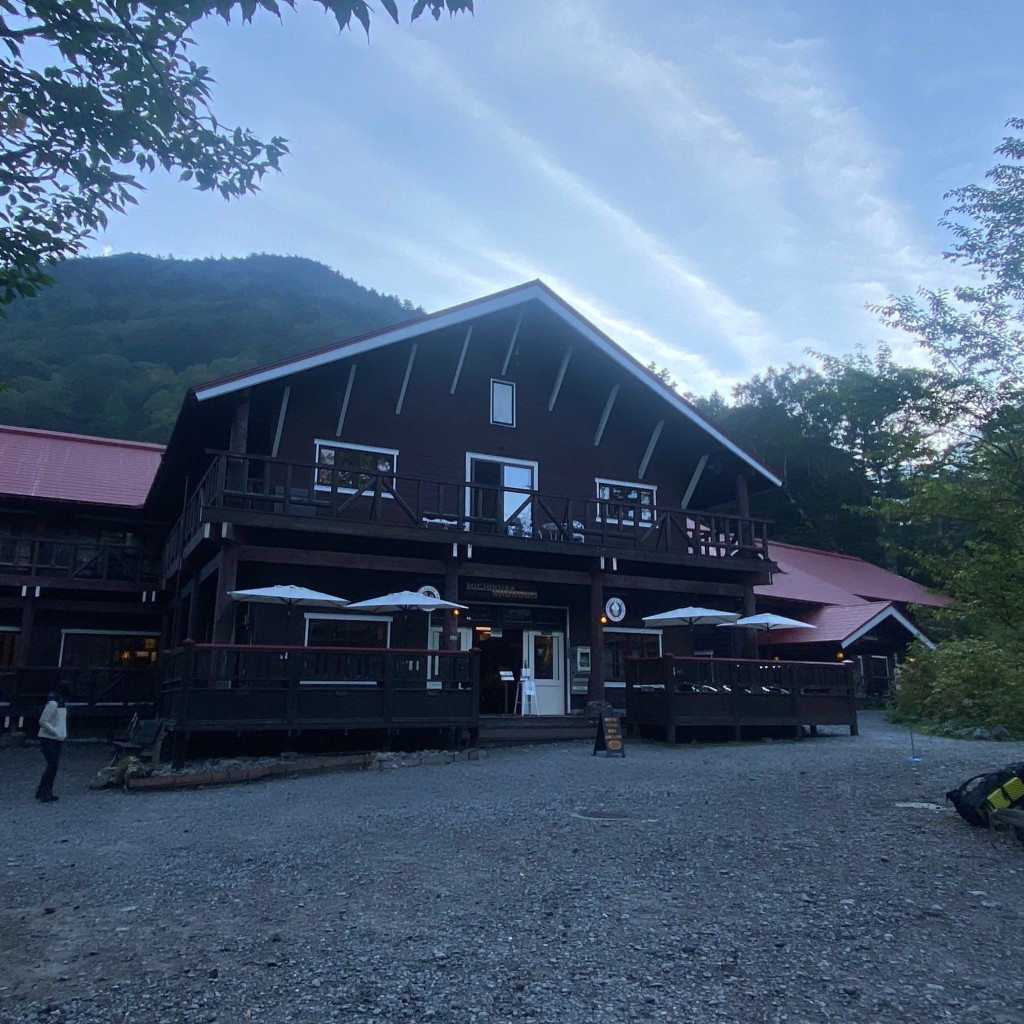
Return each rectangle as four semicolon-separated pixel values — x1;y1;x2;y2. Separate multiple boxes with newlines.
761;601;932;648
0;425;163;508
757;540;948;608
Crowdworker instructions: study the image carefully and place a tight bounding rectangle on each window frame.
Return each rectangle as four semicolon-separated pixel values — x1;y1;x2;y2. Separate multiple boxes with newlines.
314;439;399;497
594;477;657;527
490;379;516;427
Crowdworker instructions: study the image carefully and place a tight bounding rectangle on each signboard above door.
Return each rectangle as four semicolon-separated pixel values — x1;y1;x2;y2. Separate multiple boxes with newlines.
464;580;538;601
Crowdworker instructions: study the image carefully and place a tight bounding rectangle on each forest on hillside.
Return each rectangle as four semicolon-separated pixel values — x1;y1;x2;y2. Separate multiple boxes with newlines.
0;253;421;442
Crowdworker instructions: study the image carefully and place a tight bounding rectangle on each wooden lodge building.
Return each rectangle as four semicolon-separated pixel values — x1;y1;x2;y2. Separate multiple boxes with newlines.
0;281;937;752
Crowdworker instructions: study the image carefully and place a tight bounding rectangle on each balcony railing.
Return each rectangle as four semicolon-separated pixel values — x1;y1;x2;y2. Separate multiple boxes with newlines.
0;665;159;720
0;538;160;586
625;655;858;739
159;643;480;735
164;452;771;573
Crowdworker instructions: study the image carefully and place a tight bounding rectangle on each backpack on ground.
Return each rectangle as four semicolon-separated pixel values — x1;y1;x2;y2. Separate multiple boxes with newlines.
946;763;1024;827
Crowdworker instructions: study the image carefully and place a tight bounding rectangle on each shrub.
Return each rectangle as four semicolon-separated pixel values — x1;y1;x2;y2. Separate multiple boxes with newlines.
888;638;1024;736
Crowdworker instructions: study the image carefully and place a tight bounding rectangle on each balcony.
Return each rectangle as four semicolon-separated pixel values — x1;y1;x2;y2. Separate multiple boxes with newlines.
0;538;160;588
164;452;771;576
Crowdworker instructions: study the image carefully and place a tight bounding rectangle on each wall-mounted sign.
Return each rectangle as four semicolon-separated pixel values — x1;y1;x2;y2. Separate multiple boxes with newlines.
465;580;538;601
418;586;441;600
604;596;627;622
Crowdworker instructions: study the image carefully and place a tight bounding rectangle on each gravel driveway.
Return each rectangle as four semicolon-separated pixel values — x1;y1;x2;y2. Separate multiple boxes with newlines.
2;712;1023;1024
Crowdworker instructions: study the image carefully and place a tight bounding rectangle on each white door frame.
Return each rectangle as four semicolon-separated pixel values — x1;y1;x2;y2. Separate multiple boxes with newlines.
523;629;566;715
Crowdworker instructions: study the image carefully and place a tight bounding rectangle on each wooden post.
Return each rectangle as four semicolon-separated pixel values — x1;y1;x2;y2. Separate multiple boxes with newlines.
14;592;35;667
226;392;250;493
211;542;239;644
587;569;605;705
442;560;460;651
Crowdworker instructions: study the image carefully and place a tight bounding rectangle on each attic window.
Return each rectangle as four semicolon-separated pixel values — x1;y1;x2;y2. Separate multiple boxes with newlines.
491;380;515;427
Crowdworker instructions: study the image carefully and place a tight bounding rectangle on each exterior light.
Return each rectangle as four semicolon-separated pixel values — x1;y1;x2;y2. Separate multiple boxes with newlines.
836;651;844;661
600;615;608;624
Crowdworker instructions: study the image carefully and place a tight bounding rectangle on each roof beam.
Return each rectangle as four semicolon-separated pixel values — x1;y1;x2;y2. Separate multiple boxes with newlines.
637;419;664;480
548;348;573;411
335;365;357;436
500;308;525;376
450;325;472;395
594;385;619;447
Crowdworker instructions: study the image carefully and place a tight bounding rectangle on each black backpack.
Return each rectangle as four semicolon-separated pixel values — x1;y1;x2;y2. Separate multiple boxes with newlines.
946;763;1024;827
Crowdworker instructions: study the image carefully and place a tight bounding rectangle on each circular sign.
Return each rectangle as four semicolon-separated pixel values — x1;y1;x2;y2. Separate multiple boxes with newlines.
418;586;441;600
604;596;627;623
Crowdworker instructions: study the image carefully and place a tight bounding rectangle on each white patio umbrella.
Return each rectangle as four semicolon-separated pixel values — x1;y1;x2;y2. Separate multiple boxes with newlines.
228;585;351;609
344;590;467;613
720;612;816;633
228;585;351;643
642;606;741;628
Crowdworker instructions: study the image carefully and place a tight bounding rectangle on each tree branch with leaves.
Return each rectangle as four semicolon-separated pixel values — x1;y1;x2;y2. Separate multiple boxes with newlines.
0;1;473;304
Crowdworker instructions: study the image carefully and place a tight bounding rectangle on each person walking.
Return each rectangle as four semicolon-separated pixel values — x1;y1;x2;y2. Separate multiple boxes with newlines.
36;688;68;803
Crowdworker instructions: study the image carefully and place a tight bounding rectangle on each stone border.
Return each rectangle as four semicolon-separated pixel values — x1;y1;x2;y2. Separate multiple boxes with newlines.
124;748;485;791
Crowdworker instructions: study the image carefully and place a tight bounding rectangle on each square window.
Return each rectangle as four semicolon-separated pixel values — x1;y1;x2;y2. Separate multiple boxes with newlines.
491;380;515;427
595;478;657;527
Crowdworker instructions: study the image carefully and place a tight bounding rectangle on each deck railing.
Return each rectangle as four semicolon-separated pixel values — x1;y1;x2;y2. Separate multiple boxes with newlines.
625;655;857;740
0;538;160;586
163;451;771;574
159;642;480;734
0;666;159;720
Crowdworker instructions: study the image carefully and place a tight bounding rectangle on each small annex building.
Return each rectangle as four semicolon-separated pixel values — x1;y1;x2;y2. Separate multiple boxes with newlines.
755;541;948;697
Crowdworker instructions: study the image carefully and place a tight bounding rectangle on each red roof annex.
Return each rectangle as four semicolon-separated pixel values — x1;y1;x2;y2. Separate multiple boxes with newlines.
0;425;163;508
757;540;948;609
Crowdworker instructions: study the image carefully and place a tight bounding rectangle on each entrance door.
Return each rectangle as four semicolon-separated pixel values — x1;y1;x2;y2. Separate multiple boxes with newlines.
524;631;565;715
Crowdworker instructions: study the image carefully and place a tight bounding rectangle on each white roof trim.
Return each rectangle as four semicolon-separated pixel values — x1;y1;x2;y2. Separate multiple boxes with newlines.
842;606;935;650
192;282;782;486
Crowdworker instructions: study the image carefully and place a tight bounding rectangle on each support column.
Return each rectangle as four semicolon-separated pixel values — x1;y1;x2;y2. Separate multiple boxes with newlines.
441;560;461;651
211;542;239;644
14;594;35;667
184;583;199;642
226;392;251;492
587;569;605;705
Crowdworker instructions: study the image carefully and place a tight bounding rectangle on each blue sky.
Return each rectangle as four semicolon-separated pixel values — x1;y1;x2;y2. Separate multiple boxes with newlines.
86;0;1024;397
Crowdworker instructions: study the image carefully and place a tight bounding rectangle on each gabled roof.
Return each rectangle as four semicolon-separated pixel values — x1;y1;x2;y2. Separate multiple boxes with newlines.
189;279;782;488
762;601;935;650
0;425;163;508
757;540;948;608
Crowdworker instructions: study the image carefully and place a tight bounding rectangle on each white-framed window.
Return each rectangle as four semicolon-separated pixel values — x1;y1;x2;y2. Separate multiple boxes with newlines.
490;380;516;427
314;439;398;495
602;627;663;686
595;478;657;527
305;613;392;649
59;629;159;668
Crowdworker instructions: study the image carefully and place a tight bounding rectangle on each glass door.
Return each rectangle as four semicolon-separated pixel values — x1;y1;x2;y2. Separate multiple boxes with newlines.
523;631;565;715
466;455;537;536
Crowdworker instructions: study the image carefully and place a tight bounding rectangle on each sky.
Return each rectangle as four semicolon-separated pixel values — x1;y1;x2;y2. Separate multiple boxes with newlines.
85;0;1024;398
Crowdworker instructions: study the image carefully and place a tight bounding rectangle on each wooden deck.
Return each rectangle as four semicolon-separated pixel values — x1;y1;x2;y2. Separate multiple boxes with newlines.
626;655;858;741
477;714;595;745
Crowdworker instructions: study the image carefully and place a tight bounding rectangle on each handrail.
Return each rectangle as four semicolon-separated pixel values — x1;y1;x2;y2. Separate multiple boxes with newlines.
0;538;160;585
162;451;772;574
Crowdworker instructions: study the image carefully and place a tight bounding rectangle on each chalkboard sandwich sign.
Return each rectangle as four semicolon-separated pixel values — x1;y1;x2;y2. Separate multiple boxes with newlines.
593;710;626;758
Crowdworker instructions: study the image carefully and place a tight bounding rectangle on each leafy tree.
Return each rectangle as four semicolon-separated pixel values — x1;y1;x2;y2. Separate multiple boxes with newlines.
0;1;474;304
873;116;1024;424
692;345;951;568
877;119;1024;732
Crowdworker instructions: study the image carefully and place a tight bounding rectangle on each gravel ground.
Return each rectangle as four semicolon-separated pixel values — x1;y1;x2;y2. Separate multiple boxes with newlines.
2;712;1024;1024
